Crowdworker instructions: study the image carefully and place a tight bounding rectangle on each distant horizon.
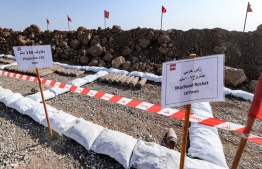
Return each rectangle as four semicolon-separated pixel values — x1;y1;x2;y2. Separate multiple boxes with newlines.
1;0;261;32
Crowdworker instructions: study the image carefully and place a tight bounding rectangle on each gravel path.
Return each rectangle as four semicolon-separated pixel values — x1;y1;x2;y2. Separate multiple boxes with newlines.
0;67;262;168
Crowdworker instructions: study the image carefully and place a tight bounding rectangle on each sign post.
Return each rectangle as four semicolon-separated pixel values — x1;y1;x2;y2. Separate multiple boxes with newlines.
179;54;196;169
13;45;54;139
161;54;224;168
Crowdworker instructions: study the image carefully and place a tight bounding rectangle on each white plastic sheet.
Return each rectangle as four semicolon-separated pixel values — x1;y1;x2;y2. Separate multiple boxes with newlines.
91;128;137;169
63;118;104;150
108;68;129;75
0;88;13;100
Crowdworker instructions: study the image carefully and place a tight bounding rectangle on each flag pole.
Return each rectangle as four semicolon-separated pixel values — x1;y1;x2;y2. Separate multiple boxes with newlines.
231;118;254;169
47;23;48;31
160;11;163;30
179;54;196;169
68;20;70;31
35;68;53;140
104;16;106;29
243;9;248;32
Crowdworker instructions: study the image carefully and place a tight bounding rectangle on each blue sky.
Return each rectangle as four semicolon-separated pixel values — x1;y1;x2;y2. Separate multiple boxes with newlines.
1;0;261;32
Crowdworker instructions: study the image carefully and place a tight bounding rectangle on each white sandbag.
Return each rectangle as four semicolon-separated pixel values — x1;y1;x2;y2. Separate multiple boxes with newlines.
154;76;162;82
130;139;180;169
0;54;4;57
0;93;23;106
48;86;69;96
26;90;56;102
231;89;253;101
63;118;104;150
4;55;16;60
91;128;137;169
129;71;144;77
70;78;89;86
8;97;39;114
188;102;228;168
185;156;228;169
108;68;129;75
81;75;99;83
142;72;160;82
0;88;13;100
86;66;108;72
23;103;58;124
42;110;77;136
223;87;232;95
95;71;108;77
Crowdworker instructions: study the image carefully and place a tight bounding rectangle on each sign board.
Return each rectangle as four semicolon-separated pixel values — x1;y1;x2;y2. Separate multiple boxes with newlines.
13;45;53;70
161;54;224;108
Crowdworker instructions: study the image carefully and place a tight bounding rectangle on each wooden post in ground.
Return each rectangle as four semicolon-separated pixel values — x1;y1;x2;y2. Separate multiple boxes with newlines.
35;68;53;140
179;54;196;169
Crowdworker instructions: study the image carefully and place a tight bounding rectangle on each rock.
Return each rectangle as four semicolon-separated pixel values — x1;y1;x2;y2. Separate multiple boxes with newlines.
138;39;150;49
135;44;142;52
89;44;103;57
132;62;140;70
109;37;113;44
77;26;88;33
98;60;106;67
112;25;121;33
17;37;27;46
159;46;169;55
213;45;227;54
158;34;170;44
70;39;79;49
148;31;154;40
122;61;132;71
77;31;92;46
57;40;67;48
103;51;113;62
88;59;99;66
28;24;41;33
102;38;107;45
91;36;101;46
79;56;90;65
257;24;262;31
112;56;125;68
225;66;247;87
122;47;132;56
248;80;258;92
43;30;51;37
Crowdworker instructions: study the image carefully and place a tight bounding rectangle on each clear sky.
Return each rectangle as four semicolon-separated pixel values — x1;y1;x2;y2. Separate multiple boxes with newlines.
1;0;261;32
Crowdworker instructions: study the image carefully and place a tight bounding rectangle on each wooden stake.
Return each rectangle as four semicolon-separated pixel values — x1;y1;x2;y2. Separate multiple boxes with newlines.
179;54;196;169
36;68;53;140
231;117;255;169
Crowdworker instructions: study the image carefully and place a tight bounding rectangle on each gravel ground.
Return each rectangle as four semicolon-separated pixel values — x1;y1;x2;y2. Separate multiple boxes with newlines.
0;66;262;169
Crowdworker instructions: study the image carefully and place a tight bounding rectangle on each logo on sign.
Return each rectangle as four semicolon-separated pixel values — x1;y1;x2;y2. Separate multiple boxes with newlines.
17;47;21;51
170;64;176;71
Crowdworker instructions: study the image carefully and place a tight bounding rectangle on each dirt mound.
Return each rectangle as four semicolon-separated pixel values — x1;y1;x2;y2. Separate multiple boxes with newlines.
0;24;261;81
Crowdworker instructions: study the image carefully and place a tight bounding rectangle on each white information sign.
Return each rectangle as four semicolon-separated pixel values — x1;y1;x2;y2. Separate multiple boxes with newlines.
161;54;224;108
13;45;53;70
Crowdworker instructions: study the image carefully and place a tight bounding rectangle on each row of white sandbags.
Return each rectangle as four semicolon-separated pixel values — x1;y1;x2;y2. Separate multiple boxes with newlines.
0;86;227;169
26;71;108;102
0;54;254;101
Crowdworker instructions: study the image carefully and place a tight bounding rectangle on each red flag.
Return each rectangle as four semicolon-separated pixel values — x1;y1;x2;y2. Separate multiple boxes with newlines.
67;15;72;22
162;6;167;13
247;2;252;12
104;10;109;19
46;18;50;25
248;74;262;120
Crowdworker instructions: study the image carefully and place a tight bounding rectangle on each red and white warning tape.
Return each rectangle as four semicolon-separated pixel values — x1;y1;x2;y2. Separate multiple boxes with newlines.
0;70;262;145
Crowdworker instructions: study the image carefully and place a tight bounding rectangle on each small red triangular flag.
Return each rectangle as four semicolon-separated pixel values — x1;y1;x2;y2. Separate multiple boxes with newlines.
162;6;167;13
247;2;252;12
67;15;72;22
104;10;109;19
46;18;50;25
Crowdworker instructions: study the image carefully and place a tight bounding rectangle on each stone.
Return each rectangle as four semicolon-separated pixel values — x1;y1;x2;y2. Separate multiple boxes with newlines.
112;56;125;68
89;59;99;66
70;39;79;49
213;45;227;54
57;40;67;48
158;34;170;44
132;62;140;70
112;25;121;33
257;24;262;31
77;26;88;33
79;56;90;65
138;39;150;49
148;31;154;40
98;60;106;67
225;66;247;87
122;61;132;71
89;44;103;57
159;46;169;55
28;24;41;33
91;36;101;46
77;31;92;46
122;47;132;56
17;37;27;46
248;80;258;92
102;38;107;45
135;44;142;52
43;30;51;37
103;51;113;62
109;37;114;44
